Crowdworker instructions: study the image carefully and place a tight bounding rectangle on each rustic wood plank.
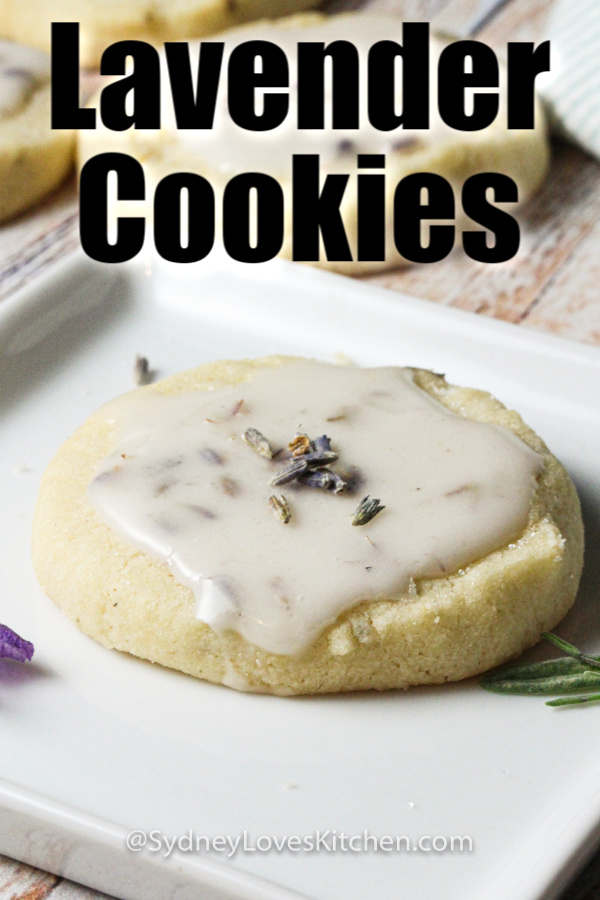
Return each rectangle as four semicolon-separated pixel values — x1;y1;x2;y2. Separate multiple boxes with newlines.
0;181;79;304
41;880;114;900
365;140;600;345
0;855;115;900
359;0;600;346
0;68;102;303
522;214;600;345
0;855;59;898
473;0;553;46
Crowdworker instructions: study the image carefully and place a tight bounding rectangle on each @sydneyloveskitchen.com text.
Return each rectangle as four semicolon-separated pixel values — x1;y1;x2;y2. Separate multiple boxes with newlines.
126;829;473;859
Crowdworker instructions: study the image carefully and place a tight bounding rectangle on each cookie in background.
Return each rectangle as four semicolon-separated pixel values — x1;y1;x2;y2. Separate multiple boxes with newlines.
0;0;324;68
0;39;74;224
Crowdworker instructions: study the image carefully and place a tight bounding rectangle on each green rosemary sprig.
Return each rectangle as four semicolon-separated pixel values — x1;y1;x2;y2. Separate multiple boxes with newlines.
541;632;600;670
479;634;600;707
546;693;600;708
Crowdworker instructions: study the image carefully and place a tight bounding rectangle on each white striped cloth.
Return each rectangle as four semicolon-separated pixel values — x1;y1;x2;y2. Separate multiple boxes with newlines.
541;0;600;159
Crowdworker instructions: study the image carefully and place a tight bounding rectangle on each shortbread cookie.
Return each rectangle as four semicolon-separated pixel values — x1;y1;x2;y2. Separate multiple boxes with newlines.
78;13;551;273
32;357;584;695
0;40;74;224
0;0;323;68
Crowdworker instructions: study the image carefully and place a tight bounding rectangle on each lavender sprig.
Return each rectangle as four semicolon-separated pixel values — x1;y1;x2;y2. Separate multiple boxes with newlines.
0;624;34;663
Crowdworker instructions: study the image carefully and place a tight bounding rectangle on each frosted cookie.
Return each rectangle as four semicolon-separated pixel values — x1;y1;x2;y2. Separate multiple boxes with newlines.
0;0;323;68
0;40;74;224
32;357;584;695
78;13;551;273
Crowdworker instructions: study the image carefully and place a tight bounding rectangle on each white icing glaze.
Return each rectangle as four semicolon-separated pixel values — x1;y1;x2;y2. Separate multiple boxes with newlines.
88;361;542;656
157;18;508;177
0;39;50;119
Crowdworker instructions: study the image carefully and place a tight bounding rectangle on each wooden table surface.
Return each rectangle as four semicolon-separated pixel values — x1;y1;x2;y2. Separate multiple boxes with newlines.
2;0;600;898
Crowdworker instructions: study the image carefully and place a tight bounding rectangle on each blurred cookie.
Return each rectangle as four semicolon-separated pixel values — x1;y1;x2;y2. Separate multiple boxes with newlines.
0;0;323;68
0;39;74;224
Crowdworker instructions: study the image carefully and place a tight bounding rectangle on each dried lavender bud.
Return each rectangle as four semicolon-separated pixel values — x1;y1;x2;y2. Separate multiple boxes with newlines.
301;449;339;468
313;435;332;453
133;355;152;386
300;470;348;494
186;505;216;520
199;448;223;466
330;474;347;494
299;470;335;490
3;67;33;82
154;480;176;496
230;399;245;416
268;494;291;524
391;136;419;152
220;476;240;497
242;427;273;459
269;457;309;486
157;517;180;533
289;434;313;457
161;457;183;469
351;496;385;526
93;468;120;484
0;624;34;663
337;139;356;154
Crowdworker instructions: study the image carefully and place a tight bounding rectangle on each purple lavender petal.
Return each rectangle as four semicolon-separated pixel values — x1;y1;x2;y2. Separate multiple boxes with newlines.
314;435;332;453
0;624;34;663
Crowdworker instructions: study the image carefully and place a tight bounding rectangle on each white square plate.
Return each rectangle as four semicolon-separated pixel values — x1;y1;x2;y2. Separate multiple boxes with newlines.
1;251;599;900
